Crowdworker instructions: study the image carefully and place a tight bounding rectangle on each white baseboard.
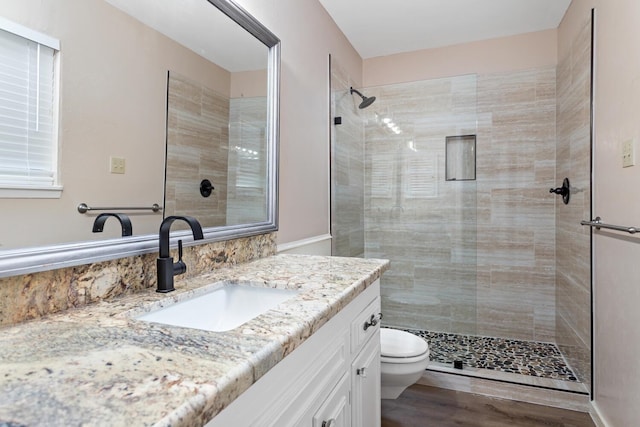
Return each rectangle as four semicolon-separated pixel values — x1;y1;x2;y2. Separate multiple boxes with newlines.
589;401;611;427
277;234;332;256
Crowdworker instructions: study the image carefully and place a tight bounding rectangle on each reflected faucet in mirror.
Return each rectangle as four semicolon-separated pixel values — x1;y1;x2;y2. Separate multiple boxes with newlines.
157;216;204;293
92;213;133;237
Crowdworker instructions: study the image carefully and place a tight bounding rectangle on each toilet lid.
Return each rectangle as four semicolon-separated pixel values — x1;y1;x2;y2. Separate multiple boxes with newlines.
380;328;429;358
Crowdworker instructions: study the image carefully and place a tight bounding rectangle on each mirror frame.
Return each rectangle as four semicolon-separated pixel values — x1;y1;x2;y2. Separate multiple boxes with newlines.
0;0;280;278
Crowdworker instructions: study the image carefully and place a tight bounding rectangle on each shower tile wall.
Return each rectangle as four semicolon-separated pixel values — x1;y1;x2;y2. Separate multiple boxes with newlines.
364;69;557;341
331;60;365;257
364;76;478;334
555;17;592;387
475;67;557;342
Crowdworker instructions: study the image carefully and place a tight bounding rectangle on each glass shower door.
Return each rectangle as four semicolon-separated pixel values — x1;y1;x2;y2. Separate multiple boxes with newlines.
330;57;365;258
362;76;479;367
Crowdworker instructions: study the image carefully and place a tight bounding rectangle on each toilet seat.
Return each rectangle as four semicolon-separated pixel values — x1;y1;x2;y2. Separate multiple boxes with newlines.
381;328;429;359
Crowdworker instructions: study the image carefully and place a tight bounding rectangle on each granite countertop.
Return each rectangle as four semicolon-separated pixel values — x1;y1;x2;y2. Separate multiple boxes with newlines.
0;254;389;427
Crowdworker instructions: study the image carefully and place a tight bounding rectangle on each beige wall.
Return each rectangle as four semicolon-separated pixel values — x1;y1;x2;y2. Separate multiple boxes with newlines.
234;0;363;245
0;0;230;249
230;69;268;98
364;29;558;87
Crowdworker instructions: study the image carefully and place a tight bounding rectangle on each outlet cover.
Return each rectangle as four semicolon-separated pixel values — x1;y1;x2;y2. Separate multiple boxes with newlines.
622;140;635;168
110;156;126;174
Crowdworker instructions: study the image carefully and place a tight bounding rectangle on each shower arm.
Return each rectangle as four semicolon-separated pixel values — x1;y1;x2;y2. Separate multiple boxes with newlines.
350;87;365;98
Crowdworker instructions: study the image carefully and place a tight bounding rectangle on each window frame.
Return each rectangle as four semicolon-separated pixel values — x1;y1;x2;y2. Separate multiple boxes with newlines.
0;16;61;199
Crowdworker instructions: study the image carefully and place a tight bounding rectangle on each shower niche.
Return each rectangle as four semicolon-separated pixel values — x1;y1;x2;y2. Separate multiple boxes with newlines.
445;135;476;181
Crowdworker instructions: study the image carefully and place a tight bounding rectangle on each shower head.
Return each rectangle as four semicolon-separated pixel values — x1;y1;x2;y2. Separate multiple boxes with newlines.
350;87;376;109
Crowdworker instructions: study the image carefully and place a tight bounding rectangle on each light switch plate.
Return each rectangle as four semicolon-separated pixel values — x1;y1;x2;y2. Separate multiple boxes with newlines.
622;140;635;168
110;156;126;174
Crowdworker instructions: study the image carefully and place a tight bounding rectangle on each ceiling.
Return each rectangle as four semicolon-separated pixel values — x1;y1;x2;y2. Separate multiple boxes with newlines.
105;0;267;72
318;0;572;59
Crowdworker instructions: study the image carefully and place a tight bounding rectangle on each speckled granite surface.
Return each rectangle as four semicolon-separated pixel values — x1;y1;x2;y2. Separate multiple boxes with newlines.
0;254;389;427
0;233;277;326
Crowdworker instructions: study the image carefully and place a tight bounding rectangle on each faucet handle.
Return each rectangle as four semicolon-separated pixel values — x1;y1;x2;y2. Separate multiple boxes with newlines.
173;240;187;276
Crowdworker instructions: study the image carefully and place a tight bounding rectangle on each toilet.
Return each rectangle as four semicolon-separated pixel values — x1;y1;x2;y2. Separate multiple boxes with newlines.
380;328;430;399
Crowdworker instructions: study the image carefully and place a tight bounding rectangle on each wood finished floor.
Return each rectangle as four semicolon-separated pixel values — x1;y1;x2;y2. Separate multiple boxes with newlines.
381;385;595;427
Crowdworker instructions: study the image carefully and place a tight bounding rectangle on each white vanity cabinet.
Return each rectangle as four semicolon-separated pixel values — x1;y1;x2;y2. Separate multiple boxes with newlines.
207;280;381;427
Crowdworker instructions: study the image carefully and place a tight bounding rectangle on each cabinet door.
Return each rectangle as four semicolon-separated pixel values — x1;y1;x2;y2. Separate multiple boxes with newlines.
351;330;380;427
312;373;351;427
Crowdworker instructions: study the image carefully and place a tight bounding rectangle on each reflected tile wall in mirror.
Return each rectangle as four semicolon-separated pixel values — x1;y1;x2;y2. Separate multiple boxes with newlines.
165;73;269;229
165;72;230;228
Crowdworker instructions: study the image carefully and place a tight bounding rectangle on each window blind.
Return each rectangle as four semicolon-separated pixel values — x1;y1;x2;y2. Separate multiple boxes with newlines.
0;27;57;187
406;154;438;198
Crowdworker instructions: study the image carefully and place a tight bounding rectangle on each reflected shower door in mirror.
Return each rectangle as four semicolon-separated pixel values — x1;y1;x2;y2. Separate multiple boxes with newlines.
0;0;279;277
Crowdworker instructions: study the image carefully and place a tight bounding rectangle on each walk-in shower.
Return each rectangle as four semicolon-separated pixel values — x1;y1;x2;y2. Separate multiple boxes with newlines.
329;10;592;395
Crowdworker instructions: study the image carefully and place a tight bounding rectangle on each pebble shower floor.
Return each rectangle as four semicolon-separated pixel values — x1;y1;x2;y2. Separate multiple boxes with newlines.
404;329;579;382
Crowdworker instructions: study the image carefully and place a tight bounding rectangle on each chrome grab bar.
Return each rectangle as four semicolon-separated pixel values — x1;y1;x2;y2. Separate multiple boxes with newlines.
580;216;639;234
77;203;162;214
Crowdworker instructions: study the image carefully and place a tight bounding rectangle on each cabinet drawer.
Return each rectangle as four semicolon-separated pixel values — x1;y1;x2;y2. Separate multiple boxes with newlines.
312;373;351;427
350;293;381;356
271;331;349;425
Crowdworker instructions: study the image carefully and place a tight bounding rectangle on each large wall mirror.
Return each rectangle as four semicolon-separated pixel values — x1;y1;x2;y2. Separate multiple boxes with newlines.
0;0;280;277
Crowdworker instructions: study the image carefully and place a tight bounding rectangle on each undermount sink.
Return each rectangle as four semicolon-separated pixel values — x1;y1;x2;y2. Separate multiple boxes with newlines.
135;282;298;332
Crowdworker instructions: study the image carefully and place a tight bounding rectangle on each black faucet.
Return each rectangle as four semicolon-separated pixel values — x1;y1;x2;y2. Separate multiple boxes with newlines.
92;213;133;237
156;215;204;293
